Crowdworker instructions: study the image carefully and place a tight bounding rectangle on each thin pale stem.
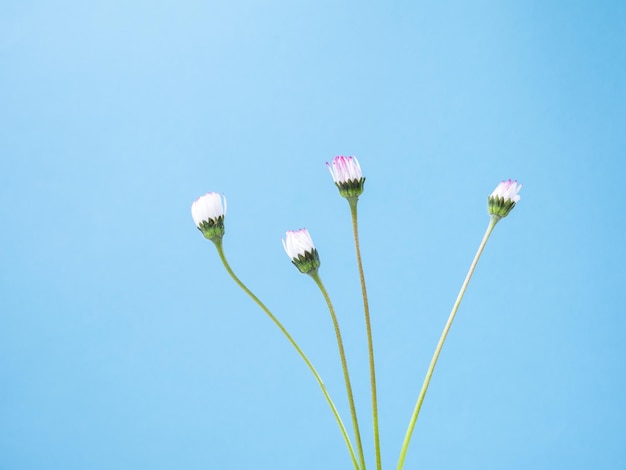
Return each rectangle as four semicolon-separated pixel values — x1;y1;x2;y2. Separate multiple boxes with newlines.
396;216;500;470
349;197;381;470
212;240;360;470
310;270;367;470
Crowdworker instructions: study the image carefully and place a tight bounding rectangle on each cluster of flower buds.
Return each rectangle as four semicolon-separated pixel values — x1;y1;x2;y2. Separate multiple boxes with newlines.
189;159;523;470
190;159;522;267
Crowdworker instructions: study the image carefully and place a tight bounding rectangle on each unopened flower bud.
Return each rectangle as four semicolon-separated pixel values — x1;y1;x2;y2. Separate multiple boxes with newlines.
191;192;227;241
326;156;365;198
488;180;522;218
282;228;320;274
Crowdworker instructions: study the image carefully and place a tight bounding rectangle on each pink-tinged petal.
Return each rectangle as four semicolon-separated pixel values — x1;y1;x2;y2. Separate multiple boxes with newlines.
488;179;522;218
282;228;316;259
327;155;363;184
490;179;522;203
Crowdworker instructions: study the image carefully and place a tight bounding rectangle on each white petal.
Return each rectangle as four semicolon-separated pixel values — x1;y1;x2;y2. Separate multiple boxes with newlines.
191;192;226;226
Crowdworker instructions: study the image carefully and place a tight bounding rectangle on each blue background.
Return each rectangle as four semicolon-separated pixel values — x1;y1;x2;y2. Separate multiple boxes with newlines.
1;1;625;469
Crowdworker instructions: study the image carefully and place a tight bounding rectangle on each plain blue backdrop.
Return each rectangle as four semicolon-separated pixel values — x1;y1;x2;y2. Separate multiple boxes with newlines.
1;1;625;469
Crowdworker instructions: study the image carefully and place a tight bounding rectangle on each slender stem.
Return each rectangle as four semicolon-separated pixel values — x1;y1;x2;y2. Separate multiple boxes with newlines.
348;197;381;470
212;240;360;470
396;216;500;470
310;270;367;470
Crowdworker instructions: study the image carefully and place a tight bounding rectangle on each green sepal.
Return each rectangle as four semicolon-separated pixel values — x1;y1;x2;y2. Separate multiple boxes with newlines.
335;177;366;198
197;215;226;241
488;196;516;218
291;249;321;274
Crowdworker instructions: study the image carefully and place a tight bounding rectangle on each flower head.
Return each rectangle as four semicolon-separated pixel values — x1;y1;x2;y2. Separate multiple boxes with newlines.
326;155;366;198
192;192;227;241
282;228;321;274
488;179;522;218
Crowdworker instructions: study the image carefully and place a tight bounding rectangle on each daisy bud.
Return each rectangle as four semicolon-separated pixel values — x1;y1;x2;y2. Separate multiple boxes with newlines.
326;155;366;198
488;179;522;218
191;192;227;241
282;228;321;274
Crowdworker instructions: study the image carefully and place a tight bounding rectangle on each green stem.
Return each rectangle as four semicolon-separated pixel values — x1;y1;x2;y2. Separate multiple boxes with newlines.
396;216;500;470
212;239;360;470
310;270;367;470
349;197;381;470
